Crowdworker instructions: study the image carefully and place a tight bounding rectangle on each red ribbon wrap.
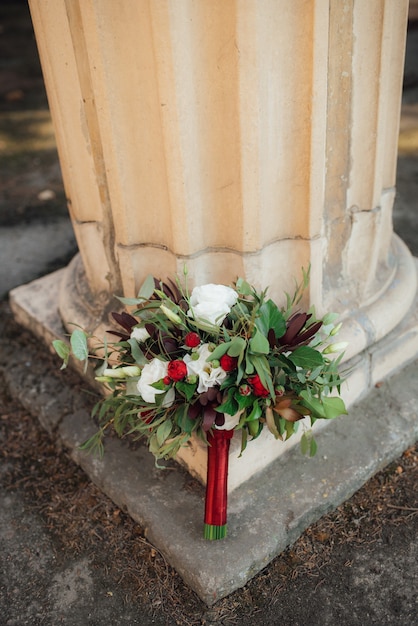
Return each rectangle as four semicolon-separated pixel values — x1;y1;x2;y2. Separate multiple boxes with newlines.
204;428;234;539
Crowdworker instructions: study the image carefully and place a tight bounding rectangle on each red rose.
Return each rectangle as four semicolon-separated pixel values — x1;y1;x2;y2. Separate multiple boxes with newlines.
220;354;238;372
184;332;200;348
167;359;188;382
163;376;171;385
247;374;270;397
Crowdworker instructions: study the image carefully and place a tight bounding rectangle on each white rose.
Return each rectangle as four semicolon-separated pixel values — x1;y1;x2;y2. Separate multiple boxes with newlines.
187;283;238;326
130;326;150;343
183;343;227;393
136;358;169;404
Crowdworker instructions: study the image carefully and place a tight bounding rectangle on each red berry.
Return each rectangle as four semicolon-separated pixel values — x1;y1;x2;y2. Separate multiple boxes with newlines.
220;354;238;372
184;332;200;348
167;359;188;382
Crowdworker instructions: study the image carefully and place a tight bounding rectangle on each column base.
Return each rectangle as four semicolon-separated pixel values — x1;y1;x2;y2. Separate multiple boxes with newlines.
9;235;418;492
5;277;418;604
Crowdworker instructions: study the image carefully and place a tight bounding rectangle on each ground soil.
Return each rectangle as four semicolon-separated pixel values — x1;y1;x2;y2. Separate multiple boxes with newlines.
1;4;418;625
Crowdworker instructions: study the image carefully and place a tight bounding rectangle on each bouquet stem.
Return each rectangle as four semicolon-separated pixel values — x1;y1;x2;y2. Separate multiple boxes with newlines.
204;428;234;540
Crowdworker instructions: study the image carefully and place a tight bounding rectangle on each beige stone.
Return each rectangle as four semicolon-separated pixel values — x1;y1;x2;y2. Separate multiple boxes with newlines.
27;0;416;484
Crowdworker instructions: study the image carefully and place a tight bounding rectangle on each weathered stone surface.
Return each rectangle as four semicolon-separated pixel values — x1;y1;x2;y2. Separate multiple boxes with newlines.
4;289;418;603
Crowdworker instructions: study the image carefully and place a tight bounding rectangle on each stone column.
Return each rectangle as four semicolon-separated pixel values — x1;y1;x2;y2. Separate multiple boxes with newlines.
28;0;416;488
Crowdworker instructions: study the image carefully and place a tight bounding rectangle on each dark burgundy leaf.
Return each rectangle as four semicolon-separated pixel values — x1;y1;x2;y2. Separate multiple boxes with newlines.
292;320;323;345
202;406;217;431
111;311;138;332
279;313;308;345
106;330;130;341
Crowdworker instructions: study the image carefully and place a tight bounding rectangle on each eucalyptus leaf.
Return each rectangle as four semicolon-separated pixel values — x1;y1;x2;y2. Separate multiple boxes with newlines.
249;328;270;354
115;296;143;306
206;342;231;361
70;329;89;363
52;339;70;369
156;419;173;446
127;338;148;365
138;274;156;299
52;339;70;360
235;277;253;295
245;357;255;375
227;336;247;357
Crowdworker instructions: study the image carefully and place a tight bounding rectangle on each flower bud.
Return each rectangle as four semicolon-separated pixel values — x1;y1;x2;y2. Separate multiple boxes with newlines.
330;322;342;336
101;366;141;378
323;341;348;354
160;304;182;325
239;384;252;396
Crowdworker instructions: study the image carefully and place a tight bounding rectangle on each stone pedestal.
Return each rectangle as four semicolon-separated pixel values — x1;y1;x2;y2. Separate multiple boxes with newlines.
27;0;416;485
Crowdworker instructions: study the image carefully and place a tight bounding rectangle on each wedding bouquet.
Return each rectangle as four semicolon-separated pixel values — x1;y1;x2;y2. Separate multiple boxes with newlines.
53;268;347;539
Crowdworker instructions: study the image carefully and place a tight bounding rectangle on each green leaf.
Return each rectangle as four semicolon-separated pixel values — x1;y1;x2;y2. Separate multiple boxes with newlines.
252;355;275;397
288;346;324;369
235;277;253;295
176;407;196;434
156;419;173;446
249;328;270;354
216;390;239;416
52;339;70;369
320;396;347;419
70;329;89;363
175;381;196;402
299;391;326;418
301;431;318;457
206;342;231;361
299;391;347;420
115;296;143;306
127;338;148;365
227;336;247;357
245;357;255;375
257;300;286;338
52;339;70;360
138;274;156;300
239;428;248;457
246;401;262;422
236;392;256;411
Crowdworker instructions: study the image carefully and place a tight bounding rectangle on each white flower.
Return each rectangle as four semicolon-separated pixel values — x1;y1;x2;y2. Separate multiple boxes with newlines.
183;343;227;393
216;411;242;431
137;358;169;404
130;326;150;343
187;283;238;326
